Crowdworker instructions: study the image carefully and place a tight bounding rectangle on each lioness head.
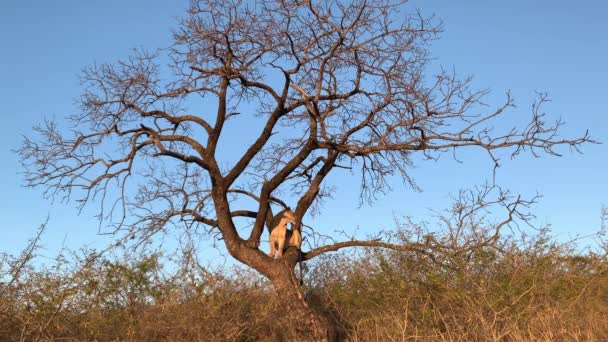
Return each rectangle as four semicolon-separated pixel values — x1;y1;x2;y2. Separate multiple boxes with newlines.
282;210;296;224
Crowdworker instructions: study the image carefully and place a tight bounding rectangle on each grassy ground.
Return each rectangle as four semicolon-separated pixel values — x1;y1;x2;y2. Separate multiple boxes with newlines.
1;227;607;341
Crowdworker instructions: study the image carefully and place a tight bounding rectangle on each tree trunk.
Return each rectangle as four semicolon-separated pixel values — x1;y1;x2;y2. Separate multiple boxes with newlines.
218;226;337;341
269;256;335;342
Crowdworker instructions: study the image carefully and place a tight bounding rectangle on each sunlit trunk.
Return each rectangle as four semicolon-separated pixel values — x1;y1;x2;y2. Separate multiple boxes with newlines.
269;259;333;342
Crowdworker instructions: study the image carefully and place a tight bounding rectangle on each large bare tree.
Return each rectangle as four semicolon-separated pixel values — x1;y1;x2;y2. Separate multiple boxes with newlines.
20;0;590;339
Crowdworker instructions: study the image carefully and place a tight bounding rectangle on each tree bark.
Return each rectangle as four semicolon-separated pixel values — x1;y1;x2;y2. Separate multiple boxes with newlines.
268;247;336;342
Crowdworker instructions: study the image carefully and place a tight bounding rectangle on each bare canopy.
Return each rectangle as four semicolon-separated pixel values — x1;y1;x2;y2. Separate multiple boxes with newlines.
19;0;590;339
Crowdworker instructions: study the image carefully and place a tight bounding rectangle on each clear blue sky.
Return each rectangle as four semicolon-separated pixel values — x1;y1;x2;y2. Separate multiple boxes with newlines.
1;1;606;259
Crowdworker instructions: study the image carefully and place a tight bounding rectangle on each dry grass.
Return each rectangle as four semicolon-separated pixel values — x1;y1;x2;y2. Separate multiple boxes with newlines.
309;232;608;341
1;227;607;341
